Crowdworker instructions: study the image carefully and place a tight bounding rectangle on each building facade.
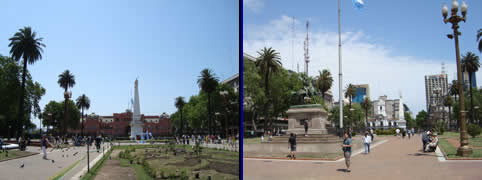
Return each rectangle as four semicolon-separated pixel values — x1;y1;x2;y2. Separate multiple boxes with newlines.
367;95;406;130
69;110;172;137
425;74;449;110
352;84;370;104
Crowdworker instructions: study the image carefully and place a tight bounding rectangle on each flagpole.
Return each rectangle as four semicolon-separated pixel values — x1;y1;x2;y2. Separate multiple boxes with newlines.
338;0;344;132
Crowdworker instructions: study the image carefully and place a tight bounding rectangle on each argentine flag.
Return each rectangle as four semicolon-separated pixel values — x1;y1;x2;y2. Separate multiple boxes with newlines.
352;0;364;10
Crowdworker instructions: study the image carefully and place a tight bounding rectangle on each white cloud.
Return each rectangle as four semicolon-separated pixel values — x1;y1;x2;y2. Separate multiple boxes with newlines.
243;0;264;13
243;15;471;115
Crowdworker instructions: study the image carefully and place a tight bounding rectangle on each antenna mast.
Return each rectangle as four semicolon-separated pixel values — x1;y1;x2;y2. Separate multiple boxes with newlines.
304;21;310;75
292;16;295;71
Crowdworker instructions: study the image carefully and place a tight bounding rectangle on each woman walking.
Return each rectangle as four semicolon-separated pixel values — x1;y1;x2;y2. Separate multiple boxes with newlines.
362;132;371;154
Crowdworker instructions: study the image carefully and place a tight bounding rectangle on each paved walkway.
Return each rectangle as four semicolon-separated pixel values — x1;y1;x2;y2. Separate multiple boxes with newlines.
0;143;109;180
243;136;482;180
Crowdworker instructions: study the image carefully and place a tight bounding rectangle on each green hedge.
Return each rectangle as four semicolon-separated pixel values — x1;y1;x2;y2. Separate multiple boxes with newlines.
374;128;397;135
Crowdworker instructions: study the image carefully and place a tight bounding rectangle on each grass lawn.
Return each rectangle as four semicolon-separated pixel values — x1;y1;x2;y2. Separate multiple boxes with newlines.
80;149;113;180
0;150;38;161
92;144;238;179
438;138;482;159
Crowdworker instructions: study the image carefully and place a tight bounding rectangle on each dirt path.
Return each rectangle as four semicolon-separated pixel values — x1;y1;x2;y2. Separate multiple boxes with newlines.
445;137;482;149
243;136;482;180
93;150;136;180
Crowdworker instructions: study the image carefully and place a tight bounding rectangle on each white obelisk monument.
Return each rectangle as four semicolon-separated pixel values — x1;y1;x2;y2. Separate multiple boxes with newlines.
130;79;144;140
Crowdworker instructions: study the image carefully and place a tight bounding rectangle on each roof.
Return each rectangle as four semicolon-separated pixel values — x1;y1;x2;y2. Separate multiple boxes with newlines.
243;52;256;61
221;73;239;84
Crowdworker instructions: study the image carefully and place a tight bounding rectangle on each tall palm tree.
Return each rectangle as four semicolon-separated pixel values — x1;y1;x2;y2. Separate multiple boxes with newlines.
345;84;356;108
477;29;482;53
8;26;45;138
450;80;459;102
255;47;282;132
461;52;480;123
443;95;454;130
197;69;218;135
361;97;372;127
317;69;333;100
58;70;76;136
76;94;90;137
175;96;186;135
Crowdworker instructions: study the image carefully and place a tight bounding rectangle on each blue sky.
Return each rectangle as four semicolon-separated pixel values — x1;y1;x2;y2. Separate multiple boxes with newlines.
0;0;239;128
243;0;482;115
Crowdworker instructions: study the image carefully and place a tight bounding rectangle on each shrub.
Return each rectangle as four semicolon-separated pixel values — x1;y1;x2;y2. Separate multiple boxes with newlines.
467;124;481;138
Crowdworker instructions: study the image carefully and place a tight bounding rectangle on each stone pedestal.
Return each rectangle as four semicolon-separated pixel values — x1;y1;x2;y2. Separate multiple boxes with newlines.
286;104;328;135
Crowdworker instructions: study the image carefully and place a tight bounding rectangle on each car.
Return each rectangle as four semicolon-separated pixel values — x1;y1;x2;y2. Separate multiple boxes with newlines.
1;143;19;150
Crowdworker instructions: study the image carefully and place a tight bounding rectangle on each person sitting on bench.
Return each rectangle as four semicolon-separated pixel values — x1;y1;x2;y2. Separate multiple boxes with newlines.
425;133;439;152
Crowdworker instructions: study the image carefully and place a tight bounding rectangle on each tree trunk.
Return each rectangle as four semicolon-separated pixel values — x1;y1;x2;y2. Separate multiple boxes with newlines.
180;108;183;135
16;57;28;140
81;108;84;137
264;71;270;133
64;94;68;139
208;93;211;135
469;75;474;124
448;106;452;130
251;109;257;132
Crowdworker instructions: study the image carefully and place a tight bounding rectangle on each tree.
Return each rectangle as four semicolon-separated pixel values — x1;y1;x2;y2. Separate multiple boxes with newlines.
8;27;45;138
76;94;90;137
450;80;459;102
405;112;416;129
316;69;333;99
255;47;282;132
42;100;80;135
444;96;454;130
58;70;76;136
477;29;482;53
197;69;218;135
243;58;266;132
344;84;356;108
415;110;428;129
361;97;372;127
461;52;480;124
175;96;186;135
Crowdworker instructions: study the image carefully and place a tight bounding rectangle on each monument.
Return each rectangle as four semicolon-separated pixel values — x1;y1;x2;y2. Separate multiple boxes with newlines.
286;104;329;135
130;79;144;141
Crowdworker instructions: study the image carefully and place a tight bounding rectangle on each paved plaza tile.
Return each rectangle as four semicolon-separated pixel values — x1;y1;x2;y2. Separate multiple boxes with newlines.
243;136;482;180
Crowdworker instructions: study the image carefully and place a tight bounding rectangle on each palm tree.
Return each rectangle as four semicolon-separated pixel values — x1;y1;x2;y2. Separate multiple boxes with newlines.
76;94;90;137
316;69;333;100
477;29;481;53
175;96;186;135
461;52;480;123
255;47;282;132
58;70;76;136
443;95;454;130
8;26;45;138
197;69;218;135
450;80;459;102
344;84;356;108
361;97;372;127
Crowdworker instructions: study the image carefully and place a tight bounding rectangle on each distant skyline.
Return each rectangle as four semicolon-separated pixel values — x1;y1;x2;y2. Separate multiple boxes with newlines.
243;0;482;115
0;0;239;129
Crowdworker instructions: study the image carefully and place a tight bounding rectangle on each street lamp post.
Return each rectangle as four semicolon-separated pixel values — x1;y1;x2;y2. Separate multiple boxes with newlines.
442;0;472;157
220;90;229;139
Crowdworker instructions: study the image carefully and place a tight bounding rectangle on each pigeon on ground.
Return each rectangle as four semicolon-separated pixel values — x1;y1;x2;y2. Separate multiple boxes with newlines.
66;155;68;158
62;155;64;158
19;162;24;168
51;160;55;163
73;152;78;156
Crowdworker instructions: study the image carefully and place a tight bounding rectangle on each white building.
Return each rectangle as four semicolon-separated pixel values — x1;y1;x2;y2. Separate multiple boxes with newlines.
368;95;406;130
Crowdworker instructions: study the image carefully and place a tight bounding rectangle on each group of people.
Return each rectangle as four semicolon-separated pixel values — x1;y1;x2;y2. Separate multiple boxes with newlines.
40;134;106;160
395;128;416;139
422;131;439;152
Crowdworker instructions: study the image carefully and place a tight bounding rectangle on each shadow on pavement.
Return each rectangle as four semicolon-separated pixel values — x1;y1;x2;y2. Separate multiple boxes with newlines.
407;153;439;157
336;169;348;172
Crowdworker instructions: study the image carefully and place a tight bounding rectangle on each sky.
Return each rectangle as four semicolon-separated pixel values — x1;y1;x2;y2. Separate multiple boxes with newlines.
0;0;239;129
243;0;482;116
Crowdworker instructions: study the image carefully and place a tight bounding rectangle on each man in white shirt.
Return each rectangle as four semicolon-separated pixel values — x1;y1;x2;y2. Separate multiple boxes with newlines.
362;132;372;154
425;133;438;152
396;128;400;137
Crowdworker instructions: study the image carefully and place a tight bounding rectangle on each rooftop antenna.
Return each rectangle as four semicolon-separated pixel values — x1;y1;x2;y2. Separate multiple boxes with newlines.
297;63;299;73
292;16;295;71
442;62;446;75
303;21;310;75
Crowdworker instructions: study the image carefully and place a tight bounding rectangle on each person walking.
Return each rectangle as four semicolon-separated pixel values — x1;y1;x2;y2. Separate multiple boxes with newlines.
370;129;374;141
304;120;309;137
362;132;371;154
396;128;400;137
407;129;411;139
41;134;52;160
288;133;297;160
411;128;415;137
402;130;406;139
341;132;353;172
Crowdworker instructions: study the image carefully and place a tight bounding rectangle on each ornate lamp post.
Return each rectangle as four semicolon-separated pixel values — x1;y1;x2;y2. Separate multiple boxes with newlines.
442;0;472;156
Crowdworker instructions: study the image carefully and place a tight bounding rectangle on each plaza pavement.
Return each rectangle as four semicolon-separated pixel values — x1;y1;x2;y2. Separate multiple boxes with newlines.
0;143;110;180
243;135;482;180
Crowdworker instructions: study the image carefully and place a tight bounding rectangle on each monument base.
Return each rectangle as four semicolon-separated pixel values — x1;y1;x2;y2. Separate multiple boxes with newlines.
288;128;327;135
